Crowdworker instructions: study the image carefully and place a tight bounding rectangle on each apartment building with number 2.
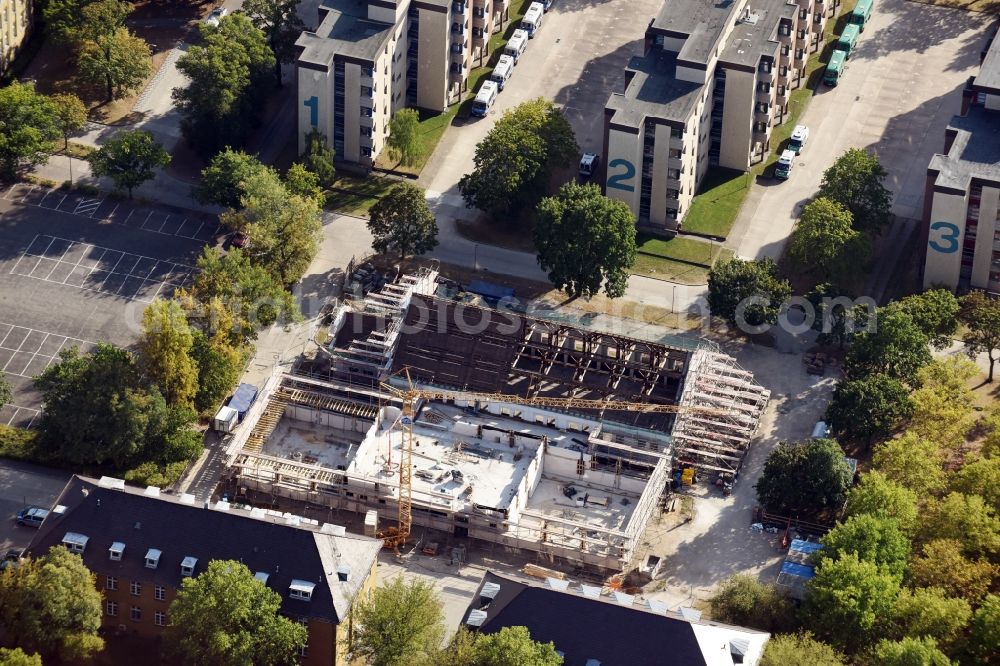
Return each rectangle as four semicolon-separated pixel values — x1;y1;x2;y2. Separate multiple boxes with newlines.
296;0;508;166
603;0;836;235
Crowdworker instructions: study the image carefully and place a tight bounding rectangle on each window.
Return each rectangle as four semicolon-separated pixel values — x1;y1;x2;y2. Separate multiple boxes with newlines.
130;606;142;622
130;580;141;596
106;576;117;591
155;611;166;627
155;585;166;601
360;86;372;97
181;557;198;577
298;619;309;656
106;601;118;617
361;107;373;118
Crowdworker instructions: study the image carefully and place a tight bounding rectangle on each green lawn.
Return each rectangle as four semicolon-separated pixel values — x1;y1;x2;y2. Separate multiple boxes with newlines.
682;168;752;237
376;0;534;175
324;174;396;216
631;234;733;283
682;0;857;236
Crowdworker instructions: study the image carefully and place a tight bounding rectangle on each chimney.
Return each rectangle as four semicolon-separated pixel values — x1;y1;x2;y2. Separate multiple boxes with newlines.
961;77;975;116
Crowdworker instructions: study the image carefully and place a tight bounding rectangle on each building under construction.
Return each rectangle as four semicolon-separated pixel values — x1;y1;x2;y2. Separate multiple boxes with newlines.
223;270;770;572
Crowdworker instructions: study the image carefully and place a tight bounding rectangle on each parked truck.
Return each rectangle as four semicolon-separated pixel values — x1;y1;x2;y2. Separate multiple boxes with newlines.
824;49;847;86
850;0;873;31
837;23;860;57
775;149;796;180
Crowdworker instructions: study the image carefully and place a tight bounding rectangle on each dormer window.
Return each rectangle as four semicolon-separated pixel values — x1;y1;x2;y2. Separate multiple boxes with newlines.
181;556;198;577
63;532;89;553
289;580;316;601
145;548;161;569
109;542;125;561
254;572;270;585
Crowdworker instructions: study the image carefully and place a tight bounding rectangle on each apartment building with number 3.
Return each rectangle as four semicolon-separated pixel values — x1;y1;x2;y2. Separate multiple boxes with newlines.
922;27;1000;293
296;0;508;166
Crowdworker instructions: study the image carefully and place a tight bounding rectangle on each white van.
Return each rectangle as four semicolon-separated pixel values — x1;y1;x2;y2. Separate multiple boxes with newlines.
521;2;544;37
472;80;499;117
490;55;515;91
505;30;528;63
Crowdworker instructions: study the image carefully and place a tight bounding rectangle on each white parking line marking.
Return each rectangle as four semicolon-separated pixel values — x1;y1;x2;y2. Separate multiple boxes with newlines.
11;235;193;303
0;321;96;379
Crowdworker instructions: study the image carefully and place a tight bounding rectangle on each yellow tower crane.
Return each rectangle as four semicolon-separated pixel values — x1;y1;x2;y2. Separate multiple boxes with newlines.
376;370;730;549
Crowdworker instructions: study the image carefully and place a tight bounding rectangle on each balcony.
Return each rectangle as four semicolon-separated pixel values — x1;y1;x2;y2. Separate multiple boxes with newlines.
452;1;466;13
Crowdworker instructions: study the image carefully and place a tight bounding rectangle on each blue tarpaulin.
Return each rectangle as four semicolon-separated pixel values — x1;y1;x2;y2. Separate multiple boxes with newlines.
229;383;259;420
467;280;514;303
781;561;815;578
790;539;822;554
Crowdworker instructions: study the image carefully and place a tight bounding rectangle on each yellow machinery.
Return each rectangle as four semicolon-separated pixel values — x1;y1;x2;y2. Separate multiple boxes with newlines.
377;370;729;549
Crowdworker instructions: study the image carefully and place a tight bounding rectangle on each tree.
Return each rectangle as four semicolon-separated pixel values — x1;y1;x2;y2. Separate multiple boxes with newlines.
222;170;322;285
818;148;893;235
0;546;104;661
0;82;61;179
805;553;901;653
0;648;42;666
50;93;87;150
284;162;323;202
136;299;199;408
180;247;300;343
844;307;932;386
242;0;305;85
534;182;636;299
0;372;10;409
708;574;796;633
805;282;873;349
34;344;200;469
348;577;444;666
920;492;1000;558
889;290;960;351
193;148;274;208
302;129;335;187
960;290;1000;382
825;376;912;446
459;98;578;214
951;456;1000;513
42;0;90;43
909;539;997;603
908;357;978;448
868;637;952;666
472;627;563;666
815;515;911;577
891;587;971;649
872;432;946;496
174;14;275;154
760;633;844;666
707;257;792;330
165;560;307;666
367;182;439;260
970;594;1000;663
87;130;170;199
387;108;421;167
190;328;245;413
845;471;919;535
788;197;869;283
755;439;852;516
76;0;131;42
77;27;152;103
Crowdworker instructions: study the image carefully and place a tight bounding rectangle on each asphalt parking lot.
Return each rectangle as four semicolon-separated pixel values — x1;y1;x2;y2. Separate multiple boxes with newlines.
731;0;991;261
421;0;662;210
0;187;211;423
0;459;72;554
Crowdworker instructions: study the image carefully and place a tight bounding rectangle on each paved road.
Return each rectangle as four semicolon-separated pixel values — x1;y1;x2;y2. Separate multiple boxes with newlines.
0;460;72;553
727;0;990;268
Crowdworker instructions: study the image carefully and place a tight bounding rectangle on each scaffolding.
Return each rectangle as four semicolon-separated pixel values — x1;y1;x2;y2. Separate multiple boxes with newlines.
670;350;770;475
